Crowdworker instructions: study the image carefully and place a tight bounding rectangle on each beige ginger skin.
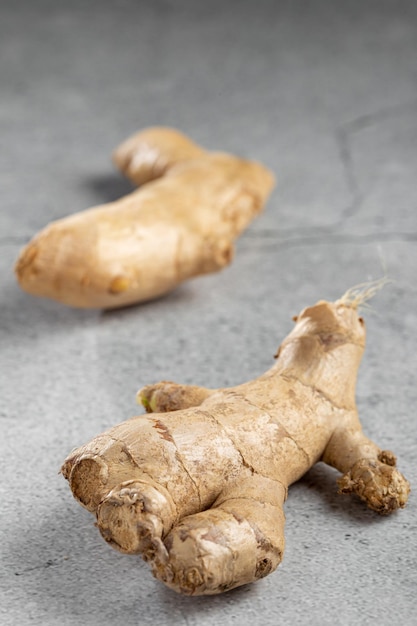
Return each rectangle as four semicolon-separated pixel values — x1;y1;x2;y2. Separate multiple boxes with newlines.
62;292;410;595
15;128;274;309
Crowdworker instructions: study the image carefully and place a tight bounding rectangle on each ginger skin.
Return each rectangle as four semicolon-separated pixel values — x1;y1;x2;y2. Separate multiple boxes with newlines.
62;293;410;595
15;127;274;309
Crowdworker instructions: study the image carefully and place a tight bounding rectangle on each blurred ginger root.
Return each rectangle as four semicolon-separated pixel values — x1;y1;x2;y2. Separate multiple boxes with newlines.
15;127;275;309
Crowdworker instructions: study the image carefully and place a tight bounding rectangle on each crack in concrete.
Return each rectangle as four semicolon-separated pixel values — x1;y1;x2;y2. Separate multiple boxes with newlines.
0;235;30;246
335;97;417;223
335;126;363;221
341;97;417;135
14;558;59;576
241;230;417;251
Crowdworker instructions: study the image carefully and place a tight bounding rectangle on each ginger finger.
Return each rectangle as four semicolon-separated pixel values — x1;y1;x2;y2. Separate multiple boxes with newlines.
97;478;177;557
112;126;206;186
138;381;215;413
15;128;274;309
322;423;409;514
153;477;286;595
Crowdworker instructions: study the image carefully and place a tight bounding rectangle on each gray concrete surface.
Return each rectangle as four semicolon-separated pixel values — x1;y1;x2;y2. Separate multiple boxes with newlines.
1;1;416;624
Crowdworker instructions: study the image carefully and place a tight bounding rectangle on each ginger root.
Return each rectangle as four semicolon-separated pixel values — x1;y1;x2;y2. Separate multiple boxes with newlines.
15;127;274;309
61;287;410;595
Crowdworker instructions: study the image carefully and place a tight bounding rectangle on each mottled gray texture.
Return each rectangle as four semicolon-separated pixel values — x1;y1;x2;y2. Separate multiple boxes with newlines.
1;1;416;624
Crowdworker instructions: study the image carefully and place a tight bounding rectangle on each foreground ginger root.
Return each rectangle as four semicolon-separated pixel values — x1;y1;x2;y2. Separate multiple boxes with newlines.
15;127;274;309
62;288;410;595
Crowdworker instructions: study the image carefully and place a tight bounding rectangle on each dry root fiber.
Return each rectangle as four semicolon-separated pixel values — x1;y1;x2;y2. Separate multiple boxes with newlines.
62;289;410;595
15;127;274;309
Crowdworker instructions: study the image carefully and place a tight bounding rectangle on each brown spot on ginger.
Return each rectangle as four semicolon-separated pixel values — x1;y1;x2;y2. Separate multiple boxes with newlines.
109;275;131;294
